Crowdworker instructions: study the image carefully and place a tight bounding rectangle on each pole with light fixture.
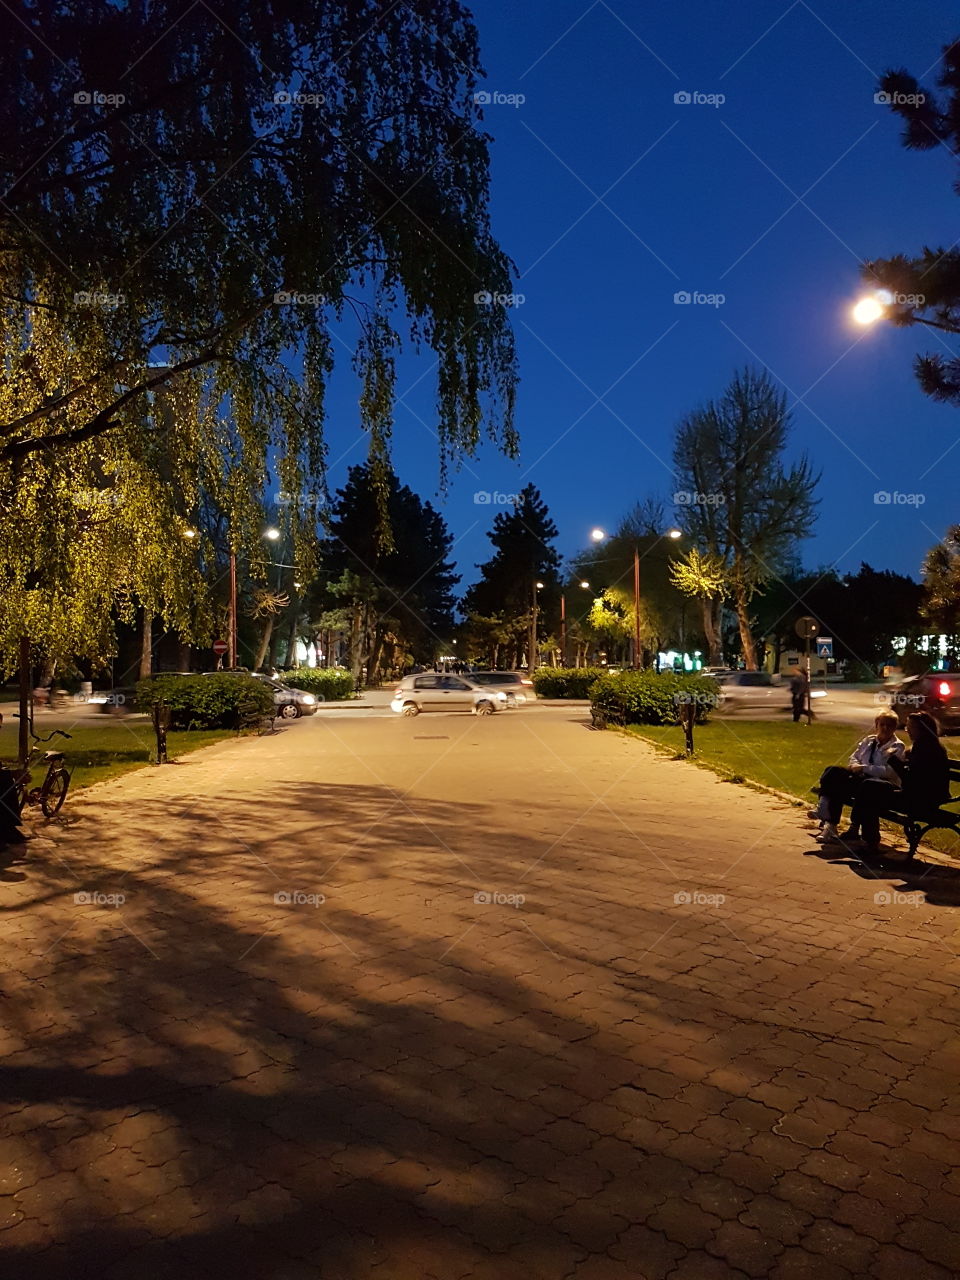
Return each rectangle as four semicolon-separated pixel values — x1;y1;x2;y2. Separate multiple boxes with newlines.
590;526;682;669
529;579;544;675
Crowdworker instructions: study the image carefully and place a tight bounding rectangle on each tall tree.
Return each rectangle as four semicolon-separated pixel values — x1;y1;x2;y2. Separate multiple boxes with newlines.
462;485;561;667
0;1;516;671
324;465;459;683
921;526;960;655
672;368;819;669
862;39;960;401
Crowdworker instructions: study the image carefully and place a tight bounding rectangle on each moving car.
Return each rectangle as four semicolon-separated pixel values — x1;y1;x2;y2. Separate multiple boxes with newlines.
886;672;960;733
713;670;784;709
467;670;534;706
391;674;506;716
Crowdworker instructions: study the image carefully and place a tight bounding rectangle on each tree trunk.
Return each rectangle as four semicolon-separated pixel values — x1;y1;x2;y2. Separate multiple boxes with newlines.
702;597;722;666
254;617;274;672
733;583;758;670
286;609;300;668
367;627;385;687
139;610;152;679
349;606;363;683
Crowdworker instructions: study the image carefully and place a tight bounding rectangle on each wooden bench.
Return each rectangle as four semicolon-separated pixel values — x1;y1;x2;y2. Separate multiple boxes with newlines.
880;760;960;856
237;698;277;736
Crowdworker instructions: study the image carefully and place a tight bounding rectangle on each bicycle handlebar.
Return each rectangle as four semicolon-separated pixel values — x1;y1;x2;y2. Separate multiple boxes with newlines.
31;729;72;744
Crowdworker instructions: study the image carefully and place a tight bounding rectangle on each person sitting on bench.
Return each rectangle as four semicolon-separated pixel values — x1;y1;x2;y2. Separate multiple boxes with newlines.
810;710;904;843
850;710;950;860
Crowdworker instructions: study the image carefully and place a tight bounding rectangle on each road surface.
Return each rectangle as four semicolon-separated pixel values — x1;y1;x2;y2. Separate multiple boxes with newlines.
3;703;959;1279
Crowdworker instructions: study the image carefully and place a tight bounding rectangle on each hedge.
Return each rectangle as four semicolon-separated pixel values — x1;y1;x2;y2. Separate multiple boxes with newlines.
590;670;721;726
277;668;355;700
135;673;274;729
531;667;607;699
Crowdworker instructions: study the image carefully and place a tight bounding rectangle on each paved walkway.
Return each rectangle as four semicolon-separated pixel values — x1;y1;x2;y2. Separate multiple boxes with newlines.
2;705;960;1279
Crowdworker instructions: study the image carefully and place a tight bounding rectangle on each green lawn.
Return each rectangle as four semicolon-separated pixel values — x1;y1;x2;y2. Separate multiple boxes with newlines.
0;721;234;792
627;720;960;857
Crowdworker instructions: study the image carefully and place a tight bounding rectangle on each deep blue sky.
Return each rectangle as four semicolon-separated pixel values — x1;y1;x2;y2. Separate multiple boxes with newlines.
324;0;959;588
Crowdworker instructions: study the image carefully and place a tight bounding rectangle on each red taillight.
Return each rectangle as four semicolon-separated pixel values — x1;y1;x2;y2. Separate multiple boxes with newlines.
939;681;952;697
394;688;402;696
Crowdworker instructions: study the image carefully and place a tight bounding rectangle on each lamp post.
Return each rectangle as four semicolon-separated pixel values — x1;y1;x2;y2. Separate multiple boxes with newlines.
529;579;544;674
184;525;282;671
590;526;682;669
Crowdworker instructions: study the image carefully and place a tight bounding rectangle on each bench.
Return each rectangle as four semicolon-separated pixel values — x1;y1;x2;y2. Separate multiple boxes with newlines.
237;698;277;736
880;760;960;856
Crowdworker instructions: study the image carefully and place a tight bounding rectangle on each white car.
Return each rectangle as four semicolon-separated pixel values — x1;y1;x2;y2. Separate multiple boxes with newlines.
713;670;783;708
466;670;534;706
391;674;506;716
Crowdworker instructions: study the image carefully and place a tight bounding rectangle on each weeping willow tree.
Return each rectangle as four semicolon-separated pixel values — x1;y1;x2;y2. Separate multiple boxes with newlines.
0;0;518;671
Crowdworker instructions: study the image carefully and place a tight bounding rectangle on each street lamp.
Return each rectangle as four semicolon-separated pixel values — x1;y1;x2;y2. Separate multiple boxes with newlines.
590;525;682;669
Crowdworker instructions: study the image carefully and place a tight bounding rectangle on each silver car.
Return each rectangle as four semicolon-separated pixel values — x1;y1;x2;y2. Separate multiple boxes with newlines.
714;670;783;709
391;673;506;716
203;670;319;717
466;670;534;706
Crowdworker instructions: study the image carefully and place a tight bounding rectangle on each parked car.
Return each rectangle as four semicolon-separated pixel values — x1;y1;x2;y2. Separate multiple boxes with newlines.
204;670;319;718
885;672;960;733
391;674;507;716
467;670;534;706
713;670;784;709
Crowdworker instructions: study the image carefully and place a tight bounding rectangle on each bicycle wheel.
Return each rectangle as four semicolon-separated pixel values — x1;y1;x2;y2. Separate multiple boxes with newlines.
40;768;70;817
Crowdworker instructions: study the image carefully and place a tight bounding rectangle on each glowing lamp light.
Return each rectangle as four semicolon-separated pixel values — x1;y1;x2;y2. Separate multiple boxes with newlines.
590;527;606;542
852;292;892;326
263;527;281;541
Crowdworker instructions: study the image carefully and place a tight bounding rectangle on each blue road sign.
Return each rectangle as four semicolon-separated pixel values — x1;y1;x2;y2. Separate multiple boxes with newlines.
816;637;833;658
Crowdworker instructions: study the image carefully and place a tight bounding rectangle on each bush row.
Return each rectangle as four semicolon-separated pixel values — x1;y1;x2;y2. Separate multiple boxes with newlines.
531;667;608;699
277;668;355;700
590;670;720;726
135;674;274;729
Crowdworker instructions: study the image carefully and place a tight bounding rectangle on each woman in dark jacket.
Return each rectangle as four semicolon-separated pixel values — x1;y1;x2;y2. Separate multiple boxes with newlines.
851;711;951;858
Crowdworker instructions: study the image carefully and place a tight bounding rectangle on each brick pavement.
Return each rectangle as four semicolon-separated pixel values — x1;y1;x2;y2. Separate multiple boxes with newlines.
2;705;960;1278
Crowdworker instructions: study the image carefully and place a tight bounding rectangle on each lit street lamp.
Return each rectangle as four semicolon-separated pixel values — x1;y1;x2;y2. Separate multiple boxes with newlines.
590;526;682;669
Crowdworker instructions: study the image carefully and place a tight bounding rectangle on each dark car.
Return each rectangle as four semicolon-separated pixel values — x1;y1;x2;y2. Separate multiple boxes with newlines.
467;670;535;706
887;673;960;733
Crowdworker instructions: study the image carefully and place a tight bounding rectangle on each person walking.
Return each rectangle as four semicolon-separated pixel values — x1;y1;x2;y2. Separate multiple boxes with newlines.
790;668;811;723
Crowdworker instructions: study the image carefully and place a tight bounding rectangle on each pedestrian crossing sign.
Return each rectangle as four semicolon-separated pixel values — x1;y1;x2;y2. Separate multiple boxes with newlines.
816;637;833;658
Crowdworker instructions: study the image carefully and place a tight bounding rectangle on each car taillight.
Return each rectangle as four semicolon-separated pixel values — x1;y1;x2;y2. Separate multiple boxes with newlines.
939;681;952;698
394;688;402;696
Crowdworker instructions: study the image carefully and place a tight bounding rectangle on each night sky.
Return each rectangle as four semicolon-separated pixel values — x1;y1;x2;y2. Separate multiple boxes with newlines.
323;0;960;588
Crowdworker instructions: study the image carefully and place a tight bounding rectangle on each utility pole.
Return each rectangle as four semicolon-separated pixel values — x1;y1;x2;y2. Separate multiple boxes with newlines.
228;551;238;669
633;545;642;670
528;578;538;675
560;593;567;667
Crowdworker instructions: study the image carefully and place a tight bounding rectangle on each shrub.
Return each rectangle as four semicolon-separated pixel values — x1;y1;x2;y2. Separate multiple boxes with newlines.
590;670;721;726
135;673;274;729
531;667;608;699
277;668;355;700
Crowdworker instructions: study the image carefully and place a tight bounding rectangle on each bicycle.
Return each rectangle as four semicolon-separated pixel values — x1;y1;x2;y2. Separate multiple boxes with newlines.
12;729;72;817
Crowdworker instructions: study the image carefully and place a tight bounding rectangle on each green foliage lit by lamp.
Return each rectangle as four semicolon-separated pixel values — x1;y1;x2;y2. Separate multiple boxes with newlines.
135;674;273;730
531;668;609;699
590;671;721;726
278;669;355;701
